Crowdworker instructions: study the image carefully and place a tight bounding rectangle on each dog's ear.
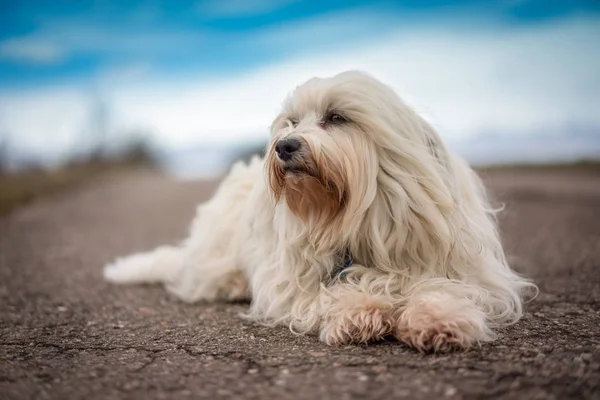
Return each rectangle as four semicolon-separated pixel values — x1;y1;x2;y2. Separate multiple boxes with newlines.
353;113;462;278
389;114;457;211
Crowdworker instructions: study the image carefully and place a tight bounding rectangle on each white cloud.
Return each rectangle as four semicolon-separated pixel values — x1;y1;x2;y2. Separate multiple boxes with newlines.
1;14;599;165
0;87;90;164
114;15;600;145
0;37;65;65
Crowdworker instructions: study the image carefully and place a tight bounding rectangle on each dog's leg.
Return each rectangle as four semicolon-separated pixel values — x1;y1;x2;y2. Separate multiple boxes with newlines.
318;279;492;350
164;255;250;302
392;283;493;352
318;285;395;345
104;245;249;302
104;245;184;284
104;158;262;302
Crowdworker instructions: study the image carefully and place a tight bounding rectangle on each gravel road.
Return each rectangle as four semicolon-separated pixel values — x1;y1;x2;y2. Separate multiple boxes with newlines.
1;167;599;399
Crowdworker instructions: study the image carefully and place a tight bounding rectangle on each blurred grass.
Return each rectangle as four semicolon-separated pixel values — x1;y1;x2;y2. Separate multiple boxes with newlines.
0;141;156;217
476;159;600;174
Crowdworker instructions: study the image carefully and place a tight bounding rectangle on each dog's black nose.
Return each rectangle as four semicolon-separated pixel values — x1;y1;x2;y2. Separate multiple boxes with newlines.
275;138;301;161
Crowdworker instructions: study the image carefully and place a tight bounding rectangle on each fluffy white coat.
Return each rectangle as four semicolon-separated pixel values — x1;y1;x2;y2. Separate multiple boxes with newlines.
104;71;536;351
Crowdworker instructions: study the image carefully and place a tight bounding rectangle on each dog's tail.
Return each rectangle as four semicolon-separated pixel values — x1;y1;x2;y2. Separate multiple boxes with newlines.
103;246;184;285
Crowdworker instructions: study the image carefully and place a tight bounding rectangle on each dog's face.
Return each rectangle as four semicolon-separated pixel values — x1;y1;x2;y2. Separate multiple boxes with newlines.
266;71;459;266
266;71;406;227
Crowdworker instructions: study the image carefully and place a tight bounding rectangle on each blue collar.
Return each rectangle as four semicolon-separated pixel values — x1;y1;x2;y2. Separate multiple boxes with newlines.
330;251;353;282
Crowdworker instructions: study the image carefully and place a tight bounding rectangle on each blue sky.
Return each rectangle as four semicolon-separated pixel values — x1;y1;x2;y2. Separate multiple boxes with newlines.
0;0;599;166
1;0;598;88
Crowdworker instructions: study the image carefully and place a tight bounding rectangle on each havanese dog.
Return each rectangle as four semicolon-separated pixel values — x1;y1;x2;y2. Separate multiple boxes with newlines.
104;71;536;352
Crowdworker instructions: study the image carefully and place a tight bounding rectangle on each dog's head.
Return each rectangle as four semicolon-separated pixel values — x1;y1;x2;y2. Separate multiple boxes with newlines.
266;71;454;238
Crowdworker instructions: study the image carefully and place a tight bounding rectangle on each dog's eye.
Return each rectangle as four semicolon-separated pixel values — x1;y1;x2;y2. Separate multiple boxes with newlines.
288;119;298;128
326;113;346;124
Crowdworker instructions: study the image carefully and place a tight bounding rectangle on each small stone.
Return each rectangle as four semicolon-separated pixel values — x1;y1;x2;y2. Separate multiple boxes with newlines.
372;365;387;373
248;368;259;374
445;387;457;397
57;306;68;312
358;375;369;382
138;307;156;315
123;380;140;390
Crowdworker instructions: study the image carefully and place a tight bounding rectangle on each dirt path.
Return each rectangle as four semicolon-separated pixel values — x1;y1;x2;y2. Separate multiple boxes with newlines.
1;168;599;399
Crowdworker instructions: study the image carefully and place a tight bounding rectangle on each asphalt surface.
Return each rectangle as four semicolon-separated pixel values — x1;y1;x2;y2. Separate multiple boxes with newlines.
1;167;599;400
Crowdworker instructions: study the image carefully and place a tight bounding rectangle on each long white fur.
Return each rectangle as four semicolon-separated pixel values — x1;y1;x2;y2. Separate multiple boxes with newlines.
104;71;536;351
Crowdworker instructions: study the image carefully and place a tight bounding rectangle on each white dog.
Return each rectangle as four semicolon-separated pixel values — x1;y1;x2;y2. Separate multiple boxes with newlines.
104;71;536;352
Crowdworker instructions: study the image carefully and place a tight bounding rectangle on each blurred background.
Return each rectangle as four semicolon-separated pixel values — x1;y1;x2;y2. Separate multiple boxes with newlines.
0;0;599;213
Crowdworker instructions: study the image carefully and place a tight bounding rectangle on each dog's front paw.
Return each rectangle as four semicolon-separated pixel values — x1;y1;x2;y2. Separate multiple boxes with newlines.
319;301;393;345
394;316;472;352
393;295;492;352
